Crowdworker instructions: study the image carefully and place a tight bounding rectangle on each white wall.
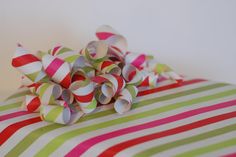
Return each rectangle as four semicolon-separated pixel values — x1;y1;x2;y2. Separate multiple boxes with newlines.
0;0;236;100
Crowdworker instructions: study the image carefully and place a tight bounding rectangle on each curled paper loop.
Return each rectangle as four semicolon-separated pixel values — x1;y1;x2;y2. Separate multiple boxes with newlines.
12;25;183;125
12;45;46;82
92;74;126;104
70;79;97;113
22;95;41;112
42;54;72;88
114;85;138;114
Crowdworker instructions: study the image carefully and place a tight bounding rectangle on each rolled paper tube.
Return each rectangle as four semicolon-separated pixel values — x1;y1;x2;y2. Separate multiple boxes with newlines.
70;79;97;113
139;70;159;88
61;89;74;105
92;74;126;98
12;45;46;82
125;52;148;69
36;83;62;105
154;63;183;83
42;54;72;88
114;85;138;114
96;25;119;40
48;46;80;65
22;95;41;112
94;88;112;104
40;105;71;125
93;60;121;75
83;41;108;63
122;64;143;85
96;25;127;53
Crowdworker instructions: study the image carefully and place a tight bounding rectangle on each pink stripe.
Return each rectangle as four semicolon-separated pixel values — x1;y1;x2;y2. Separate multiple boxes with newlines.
65;99;236;157
131;54;146;68
222;152;236;157
0;111;29;122
52;46;61;56
96;32;115;40
45;58;64;77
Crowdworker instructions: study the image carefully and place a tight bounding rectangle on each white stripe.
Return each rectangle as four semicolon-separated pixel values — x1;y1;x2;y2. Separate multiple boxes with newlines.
157;131;236;157
115;115;236;157
135;80;215;102
20;80;215;156
0;96;23;107
0;108;20;116
0;121;50;156
23;85;235;156
0;114;38;132
3;81;232;156
17;61;42;75
80;99;236;157
52;62;70;82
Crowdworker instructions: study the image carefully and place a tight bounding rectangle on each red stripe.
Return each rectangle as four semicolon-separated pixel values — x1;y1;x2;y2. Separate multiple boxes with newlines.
44;58;64;77
60;73;71;89
12;54;40;67
74;91;94;103
96;32;115;40
138;79;205;96
0;117;41;146
223;152;236;157
98;111;236;157
0;111;30;122
51;46;61;56
112;74;124;92
65;99;236;157
0;79;203;145
101;60;113;70
27;96;41;112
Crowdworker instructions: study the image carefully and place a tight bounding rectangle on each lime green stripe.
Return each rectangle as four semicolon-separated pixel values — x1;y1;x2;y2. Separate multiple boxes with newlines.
85;99;97;109
34;88;236;156
56;47;72;55
176;137;236;157
38;83;50;98
64;55;80;63
0;102;22;112
126;85;137;98
26;71;39;81
6;90;31;100
5;83;227;156
134;124;236;157
44;107;63;122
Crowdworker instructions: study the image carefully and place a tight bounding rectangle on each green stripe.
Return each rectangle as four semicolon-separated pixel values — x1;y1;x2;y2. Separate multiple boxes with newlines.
64;54;80;63
86;99;97;109
26;71;39;81
44;107;64;122
34;88;236;156
0;102;22;112
134;124;236;157
38;83;50;98
56;47;72;55
126;85;137;98
5;83;228;156
6;90;31;100
175;137;236;157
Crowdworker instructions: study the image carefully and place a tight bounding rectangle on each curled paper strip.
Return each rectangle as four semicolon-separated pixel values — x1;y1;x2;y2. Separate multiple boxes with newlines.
12;25;183;125
114;85;138;114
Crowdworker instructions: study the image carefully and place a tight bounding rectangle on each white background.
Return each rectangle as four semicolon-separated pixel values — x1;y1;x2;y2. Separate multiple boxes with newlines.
0;0;236;100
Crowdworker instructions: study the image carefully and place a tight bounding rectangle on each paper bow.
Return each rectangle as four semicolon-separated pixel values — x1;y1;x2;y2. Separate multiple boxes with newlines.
11;25;183;125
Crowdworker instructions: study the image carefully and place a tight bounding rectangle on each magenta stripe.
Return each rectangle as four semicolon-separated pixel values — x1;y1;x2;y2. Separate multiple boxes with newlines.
0;111;29;122
222;152;236;157
131;54;146;68
45;58;64;77
65;99;236;157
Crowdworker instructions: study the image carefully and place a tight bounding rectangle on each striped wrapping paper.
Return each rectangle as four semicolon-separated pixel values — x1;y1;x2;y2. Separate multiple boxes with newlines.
1;77;236;157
